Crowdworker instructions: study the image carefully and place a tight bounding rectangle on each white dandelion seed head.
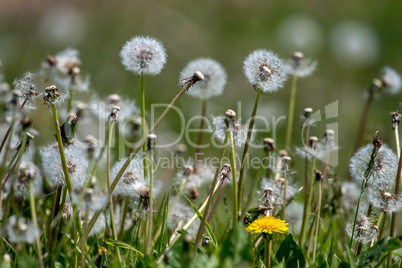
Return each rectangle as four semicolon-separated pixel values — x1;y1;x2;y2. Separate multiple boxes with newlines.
259;178;297;205
4;162;43;199
380;67;402;94
120;36;167;76
341;181;360;210
41;144;88;189
180;58;227;100
7;215;41;244
94;94;140;122
243;49;288;93
284;56;317;78
211;116;254;147
350;144;397;188
346;215;378;244
52;48;81;74
366;186;402;214
13;72;40;109
111;156;145;198
167;202;200;236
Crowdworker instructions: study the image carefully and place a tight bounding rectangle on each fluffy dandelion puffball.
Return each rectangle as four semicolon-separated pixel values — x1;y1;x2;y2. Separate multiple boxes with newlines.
180;58;227;100
243;49;287;93
380;66;402;94
246;216;289;234
349;144;397;188
120;36;166;76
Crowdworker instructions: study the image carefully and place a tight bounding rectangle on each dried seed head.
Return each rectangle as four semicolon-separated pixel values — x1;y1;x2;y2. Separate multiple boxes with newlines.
224;109;236;127
263;137;275;153
183;165;194;177
278;149;288;158
108;105;120;122
292;51;304;62
379;66;401;94
11;89;23;105
43;84;60;105
282;156;291;172
285;52;317;77
315;169;323;181
219;164;232;183
304;107;313;118
106;94;121;106
391;111;401;130
372;133;382;149
309;136;319;150
179;71;205;89
147;133;157;150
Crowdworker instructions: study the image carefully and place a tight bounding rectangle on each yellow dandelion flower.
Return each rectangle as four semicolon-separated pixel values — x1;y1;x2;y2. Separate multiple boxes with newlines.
246;216;289;234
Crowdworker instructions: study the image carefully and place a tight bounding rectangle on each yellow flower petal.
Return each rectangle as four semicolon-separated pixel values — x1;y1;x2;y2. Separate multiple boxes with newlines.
245;216;289;234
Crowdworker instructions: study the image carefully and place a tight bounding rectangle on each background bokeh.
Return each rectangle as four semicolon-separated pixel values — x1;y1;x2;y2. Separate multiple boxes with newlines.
1;0;402;180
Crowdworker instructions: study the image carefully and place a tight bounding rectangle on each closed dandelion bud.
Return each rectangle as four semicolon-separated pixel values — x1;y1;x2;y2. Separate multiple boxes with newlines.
60;113;79;146
309;136;319;150
108;105;120;122
263;137;275;153
224;109;236;127
120;36;167;76
84;135;98;160
179;58;227;99
147;133;157;151
243;49;288;92
202;236;211;248
314;169;323;182
391;111;401;130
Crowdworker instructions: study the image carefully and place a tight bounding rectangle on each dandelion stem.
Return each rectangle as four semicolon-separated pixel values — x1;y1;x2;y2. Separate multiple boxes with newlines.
145;142;155;256
377;212;386;240
0;107;17;173
140;73;149;182
312;180;322;265
118;197;130;240
282;172;288;221
238;88;262;218
266;234;272;268
300;156;316;247
51;104;73;195
300;126;310;245
106;121;120;261
193;133;228;253
285;74;298;151
67;89;74;112
228;126;238;228
195;99;207;172
29;180;44;268
387;145;402;267
0;150;20;185
78;80;194;248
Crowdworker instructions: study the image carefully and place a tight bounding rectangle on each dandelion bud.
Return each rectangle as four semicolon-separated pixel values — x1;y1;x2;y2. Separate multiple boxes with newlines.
175;144;187;157
43;85;60;105
224;109;236;127
147;133;157;151
314;169;323;181
183;165;194;177
263;137;275;153
324;129;335;145
201;236;211;248
108;105;120;122
60;113;79;146
84;135;98;160
309;136;319;150
304;107;313;118
391;111;401;130
219;164;232;183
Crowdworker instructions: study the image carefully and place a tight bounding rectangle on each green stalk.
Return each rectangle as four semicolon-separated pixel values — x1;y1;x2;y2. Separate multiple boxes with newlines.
78;80;193;248
285;74;298;151
266;234;272;268
228;126;238;227
140;73;149;182
0;150;20;184
195;99;207;172
238;89;262;218
51;104;73;195
300;156;316;247
394;125;401;190
312;180;322;265
376;212;386;240
145;143;155;256
106;121;120;261
67;89;74;112
29;180;44;268
282;172;288;220
299;126;310;245
193;133;228;254
0;107;17;173
118;197;130;239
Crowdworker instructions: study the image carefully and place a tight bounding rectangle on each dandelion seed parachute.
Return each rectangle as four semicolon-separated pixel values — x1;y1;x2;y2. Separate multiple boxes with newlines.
243;49;287;93
120;36;167;76
180;58;227;100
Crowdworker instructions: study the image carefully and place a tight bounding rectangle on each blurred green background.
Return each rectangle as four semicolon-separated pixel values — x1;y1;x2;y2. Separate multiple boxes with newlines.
1;0;402;180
